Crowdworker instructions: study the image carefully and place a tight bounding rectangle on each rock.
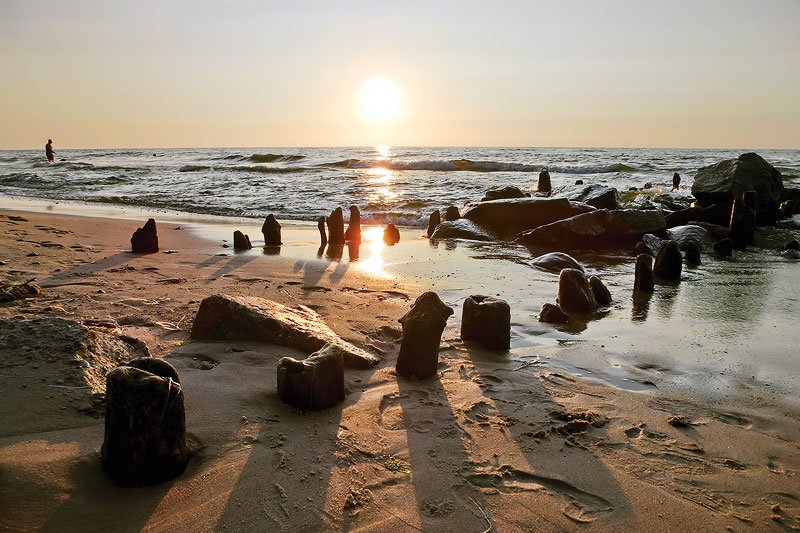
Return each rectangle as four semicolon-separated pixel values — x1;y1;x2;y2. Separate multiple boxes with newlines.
634;254;655;291
588;276;612;305
530;252;585;273
383;224;400;245
101;358;187;486
536;169;552;193
261;214;282;246
426;210;441;238
575;179;584;185
430;220;494;241
462;198;595;239
396;292;453;379
713;238;733;257
482;186;527;202
444;206;461;221
782;249;800;259
538;302;569;324
665;203;730;228
639;233;665;256
691;153;783;213
684;242;701;264
783;239;800;251
277;345;344;411
666;225;711;251
571;185;620;210
460;295;511;351
517;209;667;250
782;187;800;204
556;269;598;313
344;206;361;243
729;196;755;251
652;194;692;211
191;294;379;368
327;208;345;245
130;218;158;254
233;230;252;250
653;240;682;280
781;200;796;217
643;182;653;189
741;190;759;212
317;216;328;245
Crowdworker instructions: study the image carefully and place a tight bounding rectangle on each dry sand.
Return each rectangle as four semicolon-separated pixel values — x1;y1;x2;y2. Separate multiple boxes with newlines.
0;207;798;532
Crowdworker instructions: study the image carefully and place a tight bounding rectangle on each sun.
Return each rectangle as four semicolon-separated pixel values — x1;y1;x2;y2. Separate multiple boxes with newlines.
358;76;402;122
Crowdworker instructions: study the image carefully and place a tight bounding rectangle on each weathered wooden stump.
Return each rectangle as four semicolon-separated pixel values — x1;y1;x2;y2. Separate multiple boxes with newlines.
396;292;453;379
634;254;655;291
557;268;598;313
426;210;441;238
461;295;511;351
131;218;159;254
101;357;187;486
383;223;400;245
654;240;682;280
277;345;345;411
327;207;345;245
345;206;361;243
262;214;282;246
444;206;460;221
233;230;252;250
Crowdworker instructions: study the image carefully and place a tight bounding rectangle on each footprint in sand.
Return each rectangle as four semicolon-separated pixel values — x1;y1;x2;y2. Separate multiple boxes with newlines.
378;390;431;431
466;465;613;523
712;411;752;429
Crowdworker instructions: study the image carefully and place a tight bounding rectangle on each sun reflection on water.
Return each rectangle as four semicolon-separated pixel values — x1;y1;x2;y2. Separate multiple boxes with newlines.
356;226;390;278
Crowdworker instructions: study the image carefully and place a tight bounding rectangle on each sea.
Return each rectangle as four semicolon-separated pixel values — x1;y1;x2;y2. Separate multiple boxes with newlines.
1;147;799;225
2;146;799;402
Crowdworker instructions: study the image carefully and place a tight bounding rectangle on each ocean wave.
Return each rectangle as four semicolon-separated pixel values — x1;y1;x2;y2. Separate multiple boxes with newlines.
217;153;306;163
321;158;637;174
180;164;311;174
0;156;18;163
360;211;428;227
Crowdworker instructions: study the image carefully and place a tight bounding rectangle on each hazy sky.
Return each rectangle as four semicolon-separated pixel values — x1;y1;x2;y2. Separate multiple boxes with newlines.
1;0;798;149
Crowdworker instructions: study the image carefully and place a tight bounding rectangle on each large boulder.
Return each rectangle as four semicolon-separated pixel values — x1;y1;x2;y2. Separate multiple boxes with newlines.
571;185;620;210
190;294;379;368
101;358;187;486
131;218;158;254
396;292;453;379
665;203;730;228
463;198;595;240
460;295;511;351
530;252;585;273
277;345;344;411
516;209;666;250
430;219;494;242
691;153;783;212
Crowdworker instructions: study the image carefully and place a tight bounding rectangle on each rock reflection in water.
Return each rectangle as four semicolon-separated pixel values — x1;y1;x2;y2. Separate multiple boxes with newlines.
631;291;653;322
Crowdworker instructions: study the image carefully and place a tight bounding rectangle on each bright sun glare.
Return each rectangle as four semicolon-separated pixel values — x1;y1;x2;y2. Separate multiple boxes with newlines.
358;76;401;122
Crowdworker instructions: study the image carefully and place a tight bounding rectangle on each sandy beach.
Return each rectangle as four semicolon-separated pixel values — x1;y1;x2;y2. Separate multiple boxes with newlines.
0;204;798;532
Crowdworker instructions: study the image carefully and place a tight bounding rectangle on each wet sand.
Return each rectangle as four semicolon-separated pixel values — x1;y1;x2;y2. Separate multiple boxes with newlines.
1;203;799;531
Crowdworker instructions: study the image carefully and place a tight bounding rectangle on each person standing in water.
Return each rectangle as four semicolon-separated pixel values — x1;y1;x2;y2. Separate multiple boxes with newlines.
672;172;681;191
45;139;55;162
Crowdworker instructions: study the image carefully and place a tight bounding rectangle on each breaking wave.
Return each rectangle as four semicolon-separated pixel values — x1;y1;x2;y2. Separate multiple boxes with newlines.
321;158;638;174
218;153;306;163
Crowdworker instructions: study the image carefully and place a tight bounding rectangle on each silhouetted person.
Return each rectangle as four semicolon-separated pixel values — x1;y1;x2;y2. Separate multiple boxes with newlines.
672;172;680;191
45;139;55;162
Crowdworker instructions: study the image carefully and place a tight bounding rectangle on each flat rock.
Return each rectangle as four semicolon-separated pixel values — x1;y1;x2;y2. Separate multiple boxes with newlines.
666;225;711;251
530;252;585;273
430;219;494;241
190;294;379;368
517;209;666;250
570;185;620;210
463;198;595;239
481;186;528;202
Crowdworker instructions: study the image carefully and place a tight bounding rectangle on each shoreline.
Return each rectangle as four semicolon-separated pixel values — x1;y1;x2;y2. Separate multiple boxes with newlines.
1;205;799;530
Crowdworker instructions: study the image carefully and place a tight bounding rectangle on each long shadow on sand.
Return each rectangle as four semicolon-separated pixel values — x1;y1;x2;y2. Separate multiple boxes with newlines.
458;342;631;528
